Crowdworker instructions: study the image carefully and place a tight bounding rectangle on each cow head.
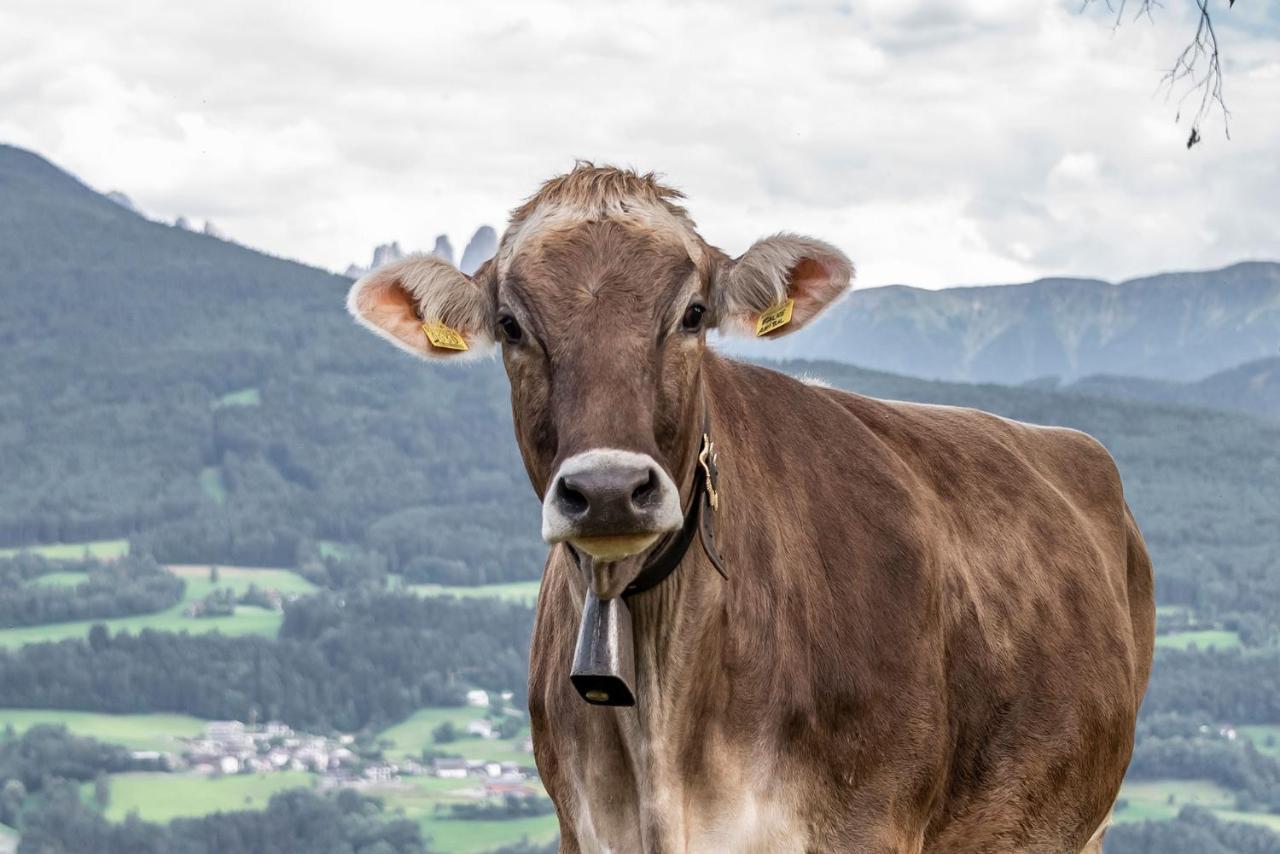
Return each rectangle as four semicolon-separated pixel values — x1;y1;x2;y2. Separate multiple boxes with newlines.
348;165;853;597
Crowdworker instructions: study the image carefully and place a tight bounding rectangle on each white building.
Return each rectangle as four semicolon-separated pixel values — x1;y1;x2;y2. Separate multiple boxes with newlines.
206;721;245;741
466;689;490;707
433;758;468;779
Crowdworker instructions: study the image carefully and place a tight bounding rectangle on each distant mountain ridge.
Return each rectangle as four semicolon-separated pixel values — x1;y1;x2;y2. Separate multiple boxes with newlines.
345;226;495;278
724;263;1280;384
1064;356;1280;419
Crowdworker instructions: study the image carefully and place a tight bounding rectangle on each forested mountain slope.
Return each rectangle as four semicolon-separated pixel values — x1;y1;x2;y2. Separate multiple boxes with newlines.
2;143;1278;630
0;143;542;580
1066;356;1280;420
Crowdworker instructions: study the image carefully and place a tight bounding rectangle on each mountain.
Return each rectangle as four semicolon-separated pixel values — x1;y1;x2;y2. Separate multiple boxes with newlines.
346;235;458;277
104;190;138;213
2;142;1279;627
0;143;541;580
1065;356;1280;419
431;234;454;266
724;264;1280;384
5;143;1280;850
460;225;497;274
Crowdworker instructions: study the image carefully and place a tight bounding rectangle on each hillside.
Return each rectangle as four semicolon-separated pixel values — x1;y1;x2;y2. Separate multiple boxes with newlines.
724;264;1280;384
1067;356;1280;419
0;143;543;580
5;143;1280;851
2;143;1279;626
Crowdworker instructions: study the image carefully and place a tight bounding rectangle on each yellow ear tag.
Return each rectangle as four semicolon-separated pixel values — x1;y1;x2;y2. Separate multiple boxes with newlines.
754;298;795;337
422;321;468;352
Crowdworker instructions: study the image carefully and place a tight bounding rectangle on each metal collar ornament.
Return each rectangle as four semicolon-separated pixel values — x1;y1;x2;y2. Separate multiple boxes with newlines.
568;411;727;707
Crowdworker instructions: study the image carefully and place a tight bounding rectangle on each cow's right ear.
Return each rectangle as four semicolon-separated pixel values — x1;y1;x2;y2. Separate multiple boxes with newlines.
346;254;493;359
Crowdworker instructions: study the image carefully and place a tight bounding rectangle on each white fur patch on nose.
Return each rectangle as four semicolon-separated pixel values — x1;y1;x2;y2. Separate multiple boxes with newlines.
541;449;682;544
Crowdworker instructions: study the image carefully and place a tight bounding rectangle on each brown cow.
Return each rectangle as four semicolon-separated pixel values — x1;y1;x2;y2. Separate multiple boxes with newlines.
347;165;1155;853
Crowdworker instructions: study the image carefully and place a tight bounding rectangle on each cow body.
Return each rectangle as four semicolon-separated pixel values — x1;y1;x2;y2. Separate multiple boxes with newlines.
345;164;1155;854
530;354;1155;853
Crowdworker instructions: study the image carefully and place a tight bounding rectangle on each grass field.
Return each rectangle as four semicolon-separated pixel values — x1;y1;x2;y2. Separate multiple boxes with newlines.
1238;724;1280;757
166;565;316;595
0;565;316;649
214;387;260;408
25;571;91;588
0;709;207;752
1115;778;1280;831
1154;629;1243;650
316;540;354;559
407;580;542;606
91;771;313;822
198;466;227;504
1114;779;1237;823
86;770;556;854
0;538;129;560
371;776;558;853
377;707;535;767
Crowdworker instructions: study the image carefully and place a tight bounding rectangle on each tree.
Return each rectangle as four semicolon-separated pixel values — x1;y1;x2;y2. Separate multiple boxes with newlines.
432;721;459;744
1084;0;1238;147
93;772;111;808
209;565;220;584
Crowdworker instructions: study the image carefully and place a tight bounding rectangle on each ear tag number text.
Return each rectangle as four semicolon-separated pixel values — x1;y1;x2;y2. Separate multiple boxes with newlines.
422;322;469;351
755;298;795;337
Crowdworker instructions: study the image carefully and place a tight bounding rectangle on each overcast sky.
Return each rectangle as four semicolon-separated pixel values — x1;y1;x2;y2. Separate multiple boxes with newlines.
2;1;1277;288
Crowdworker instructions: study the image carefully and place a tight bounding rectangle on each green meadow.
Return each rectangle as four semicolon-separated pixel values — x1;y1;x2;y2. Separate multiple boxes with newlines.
0;709;206;752
370;776;558;854
198;466;227;504
1238;724;1280;757
90;771;314;823
24;571;91;588
377;707;535;767
407;580;542;606
0;565;316;649
1154;629;1243;651
1114;778;1280;832
0;538;130;560
214;387;261;408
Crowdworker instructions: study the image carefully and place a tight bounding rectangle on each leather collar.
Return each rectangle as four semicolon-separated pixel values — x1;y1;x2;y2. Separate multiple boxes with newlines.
567;408;727;598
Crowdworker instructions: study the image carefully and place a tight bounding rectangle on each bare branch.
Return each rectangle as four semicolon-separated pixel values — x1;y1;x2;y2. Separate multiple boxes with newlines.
1083;0;1232;147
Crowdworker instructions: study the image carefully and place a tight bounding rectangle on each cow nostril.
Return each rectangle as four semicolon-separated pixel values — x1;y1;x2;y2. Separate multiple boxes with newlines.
556;478;590;516
631;469;658;506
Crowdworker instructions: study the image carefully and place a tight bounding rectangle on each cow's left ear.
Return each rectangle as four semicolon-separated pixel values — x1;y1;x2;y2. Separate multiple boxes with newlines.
714;234;854;337
346;254;494;360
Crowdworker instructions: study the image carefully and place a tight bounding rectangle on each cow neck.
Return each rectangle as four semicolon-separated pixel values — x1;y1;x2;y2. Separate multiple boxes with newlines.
565;400;727;598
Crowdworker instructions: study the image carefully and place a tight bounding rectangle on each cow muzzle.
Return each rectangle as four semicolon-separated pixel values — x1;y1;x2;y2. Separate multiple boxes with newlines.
541;449;682;561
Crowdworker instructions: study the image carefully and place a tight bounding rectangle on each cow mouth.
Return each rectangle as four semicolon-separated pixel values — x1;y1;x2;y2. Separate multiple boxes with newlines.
570;532;662;562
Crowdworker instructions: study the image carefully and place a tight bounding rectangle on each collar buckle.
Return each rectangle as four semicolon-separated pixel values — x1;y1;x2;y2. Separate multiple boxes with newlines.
698;433;720;512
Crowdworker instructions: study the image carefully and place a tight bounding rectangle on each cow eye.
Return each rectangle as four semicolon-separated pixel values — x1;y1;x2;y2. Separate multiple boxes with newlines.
681;303;706;332
497;313;523;343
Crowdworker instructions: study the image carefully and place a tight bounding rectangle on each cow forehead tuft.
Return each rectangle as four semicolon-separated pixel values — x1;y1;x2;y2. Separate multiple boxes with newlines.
497;164;704;275
511;162;691;224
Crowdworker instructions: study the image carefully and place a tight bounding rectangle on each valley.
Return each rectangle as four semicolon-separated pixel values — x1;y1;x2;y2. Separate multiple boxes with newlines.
2;143;1279;852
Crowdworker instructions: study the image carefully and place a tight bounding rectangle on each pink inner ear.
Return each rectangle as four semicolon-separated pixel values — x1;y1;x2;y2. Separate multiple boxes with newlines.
363;279;428;352
790;257;835;319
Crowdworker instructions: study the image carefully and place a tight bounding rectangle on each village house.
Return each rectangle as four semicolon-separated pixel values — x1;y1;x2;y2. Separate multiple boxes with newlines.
433;757;468;779
466;718;495;739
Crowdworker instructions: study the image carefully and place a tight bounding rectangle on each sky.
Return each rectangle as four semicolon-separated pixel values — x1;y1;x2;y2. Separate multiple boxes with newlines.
1;0;1277;289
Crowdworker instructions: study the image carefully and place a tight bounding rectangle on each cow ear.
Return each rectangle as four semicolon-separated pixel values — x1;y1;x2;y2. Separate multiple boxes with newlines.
715;234;853;338
346;254;494;359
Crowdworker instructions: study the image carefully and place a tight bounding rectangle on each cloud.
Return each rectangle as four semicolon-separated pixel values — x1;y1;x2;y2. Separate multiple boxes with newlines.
0;0;1275;287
